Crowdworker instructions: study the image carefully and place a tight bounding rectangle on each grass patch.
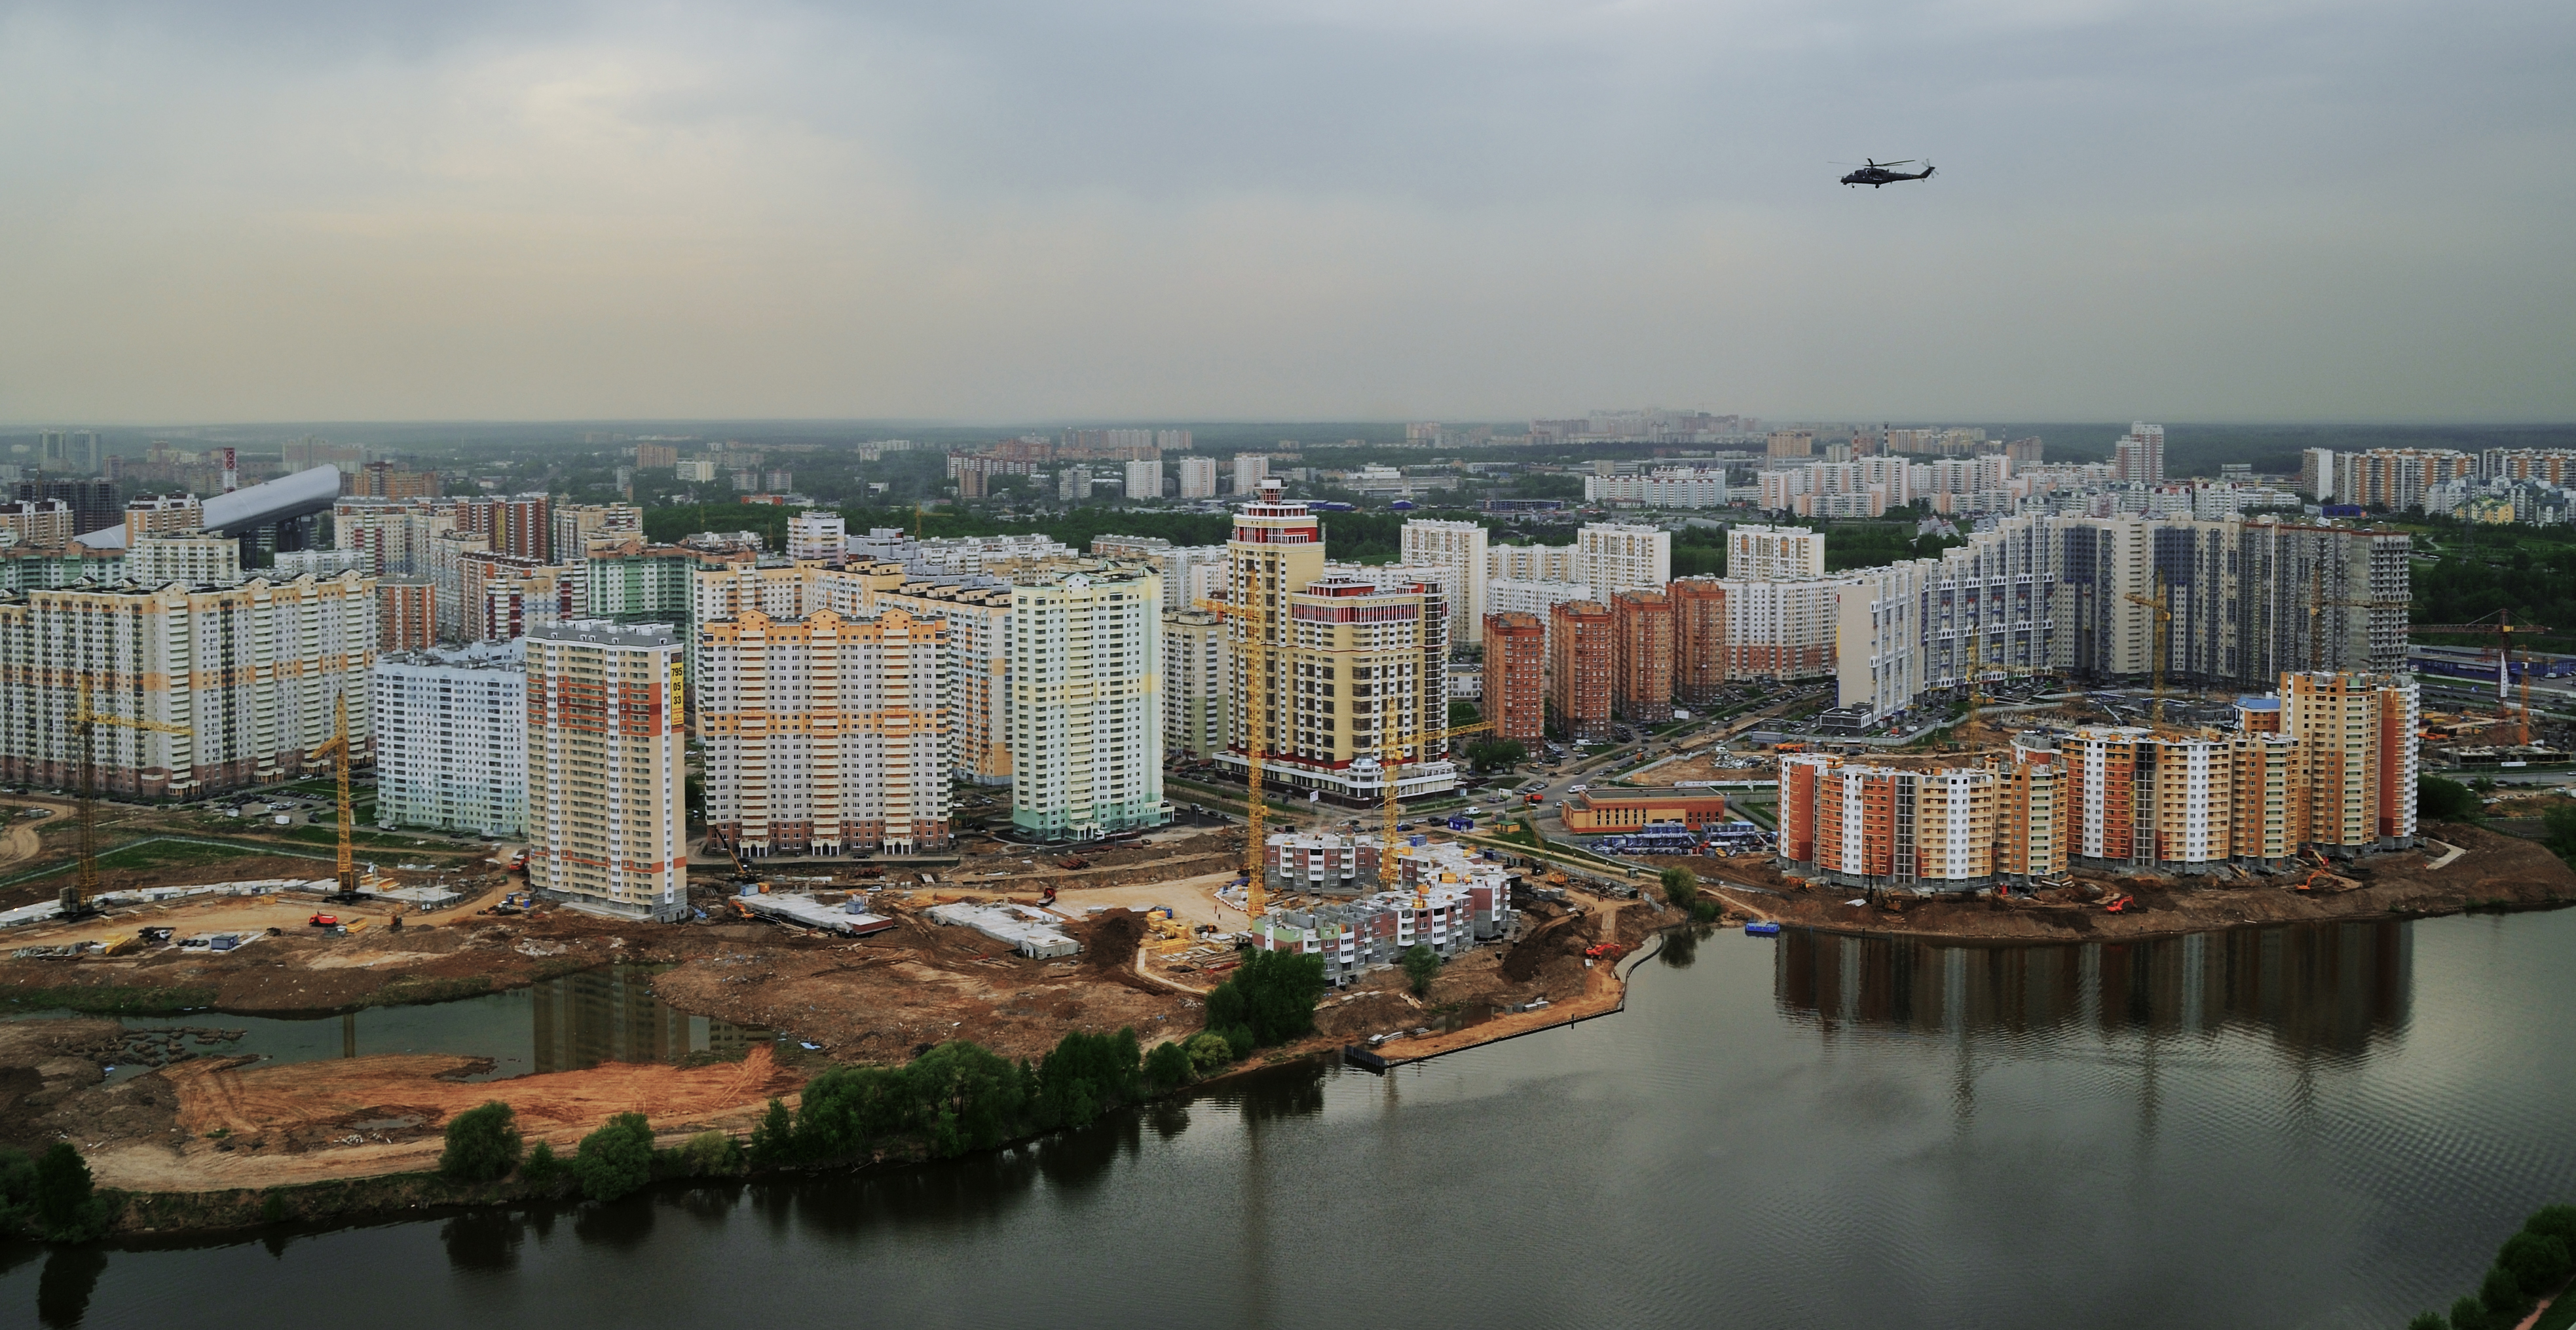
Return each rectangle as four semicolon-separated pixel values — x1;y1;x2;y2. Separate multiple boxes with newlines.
0;837;309;888
0;984;221;1016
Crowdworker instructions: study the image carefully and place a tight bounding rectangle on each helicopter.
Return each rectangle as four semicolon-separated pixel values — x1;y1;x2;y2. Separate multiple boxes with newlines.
1838;159;1935;188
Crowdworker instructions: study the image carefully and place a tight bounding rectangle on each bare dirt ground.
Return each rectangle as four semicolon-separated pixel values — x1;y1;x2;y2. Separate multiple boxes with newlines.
1646;820;2576;943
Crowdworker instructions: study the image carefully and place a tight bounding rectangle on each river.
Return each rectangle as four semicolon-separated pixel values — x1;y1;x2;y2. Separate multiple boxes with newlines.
6;907;2571;1329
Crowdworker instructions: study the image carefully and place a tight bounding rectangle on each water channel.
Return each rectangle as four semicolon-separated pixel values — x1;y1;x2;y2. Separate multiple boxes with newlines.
5;908;2571;1329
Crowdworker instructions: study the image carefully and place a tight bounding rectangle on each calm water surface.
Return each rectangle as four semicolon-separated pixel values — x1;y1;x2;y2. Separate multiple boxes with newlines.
6;909;2570;1329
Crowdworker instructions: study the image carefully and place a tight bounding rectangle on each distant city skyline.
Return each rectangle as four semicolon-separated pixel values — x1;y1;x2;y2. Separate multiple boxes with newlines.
0;1;2567;423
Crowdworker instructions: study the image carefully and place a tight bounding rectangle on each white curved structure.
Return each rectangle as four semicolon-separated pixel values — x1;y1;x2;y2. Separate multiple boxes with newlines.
76;465;344;549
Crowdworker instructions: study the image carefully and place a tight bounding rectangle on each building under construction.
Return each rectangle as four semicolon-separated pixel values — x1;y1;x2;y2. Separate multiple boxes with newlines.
1251;833;1516;985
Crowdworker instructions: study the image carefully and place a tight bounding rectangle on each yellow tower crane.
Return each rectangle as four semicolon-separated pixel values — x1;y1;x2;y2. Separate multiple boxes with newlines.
1375;679;1490;903
1195;595;1276;918
2123;571;2173;727
69;677;192;917
314;691;361;899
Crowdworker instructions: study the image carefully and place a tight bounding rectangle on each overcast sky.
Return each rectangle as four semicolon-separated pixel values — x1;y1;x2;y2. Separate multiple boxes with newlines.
0;0;2568;424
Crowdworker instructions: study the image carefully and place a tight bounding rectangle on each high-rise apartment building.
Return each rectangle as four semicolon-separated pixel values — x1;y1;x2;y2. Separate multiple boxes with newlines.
1091;536;1227;611
2332;449;2475;510
552;503;643;561
1164;609;1228;760
698;607;954;857
2113;422;2165;484
16;479;119;536
0;571;377;796
1400;519;1489;646
458;493;552;561
1489;542;1580;582
523;620;686;921
1727;525;1826;579
785;510;847;561
1767;430;1816;458
1233;454;1269;496
0;501;74;550
1178;457;1219;500
1126;458;1164;501
2279;670;2418;852
1548;599;1616;742
633;443;679;470
380;578;437;651
1482;612;1548;744
124;533;244;588
872;577;1014;785
1670;577;1728;705
1612;590;1673;722
122;495;205;545
1217;483;1451;801
1007;565;1165;839
1576;523;1670;603
371;640;527;836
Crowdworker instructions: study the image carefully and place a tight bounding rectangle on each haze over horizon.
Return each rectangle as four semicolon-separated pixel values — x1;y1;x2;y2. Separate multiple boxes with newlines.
2;0;2569;425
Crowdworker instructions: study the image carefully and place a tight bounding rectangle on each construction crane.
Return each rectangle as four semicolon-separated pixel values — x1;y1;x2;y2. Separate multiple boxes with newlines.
2123;571;2173;727
69;677;191;918
314;691;361;900
1375;678;1490;901
1194;595;1276;917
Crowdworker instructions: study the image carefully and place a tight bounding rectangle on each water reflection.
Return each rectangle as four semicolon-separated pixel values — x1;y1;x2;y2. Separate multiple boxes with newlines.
35;1247;104;1329
439;1211;526;1273
1773;920;2413;1054
532;968;758;1074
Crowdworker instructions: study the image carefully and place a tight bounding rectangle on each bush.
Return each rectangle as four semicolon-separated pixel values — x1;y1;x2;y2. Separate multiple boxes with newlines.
32;1145;110;1242
1660;867;1699;910
2418;774;2480;822
1402;943;1441;997
2501;1232;2573;1297
2452;1293;2493;1330
520;1140;565;1187
1203;949;1327;1047
1185;1033;1237;1074
748;1098;795;1166
1220;1024;1257;1060
438;1101;522;1183
677;1131;741;1177
2406;1314;2448;1330
1144;1040;1194;1090
572;1112;656;1202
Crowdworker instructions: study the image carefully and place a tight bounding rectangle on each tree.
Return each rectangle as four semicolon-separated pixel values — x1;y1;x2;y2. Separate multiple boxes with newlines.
2526;1204;2576;1245
572;1112;656;1202
438;1101;522;1183
2406;1314;2449;1330
748;1097;796;1165
1402;943;1442;997
32;1144;108;1242
1144;1040;1195;1090
2479;1265;2530;1321
2545;803;2576;868
2417;774;2480;822
1449;700;1480;727
521;1140;565;1188
2451;1293;2493;1330
1203;949;1328;1047
2498;1231;2572;1296
1465;738;1527;772
1660;866;1699;910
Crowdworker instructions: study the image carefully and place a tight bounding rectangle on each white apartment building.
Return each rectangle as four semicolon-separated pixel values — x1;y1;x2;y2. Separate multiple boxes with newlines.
0;571;377;797
0;500;75;549
1835;561;1929;721
1577;523;1670;603
1582;468;1730;508
124;533;243;587
1091;536;1228;611
1057;467;1092;501
2114;423;2166;484
1489;542;1580;582
1488;577;1592;665
371;640;527;836
786;510;848;561
1718;576;1849;681
270;547;367;579
1007;565;1166;839
1399;519;1489;646
1233;454;1269;496
1165;609;1227;760
1728;525;1826;579
1178;456;1219;500
334;497;460;577
524;620;687;921
698;606;955;857
1125;458;1163;501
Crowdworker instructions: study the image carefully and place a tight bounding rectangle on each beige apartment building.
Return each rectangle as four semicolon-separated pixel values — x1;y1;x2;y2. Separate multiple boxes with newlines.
524;620;687;921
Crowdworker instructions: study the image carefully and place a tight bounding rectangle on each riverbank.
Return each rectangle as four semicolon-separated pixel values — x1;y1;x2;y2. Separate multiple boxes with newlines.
1658;821;2576;944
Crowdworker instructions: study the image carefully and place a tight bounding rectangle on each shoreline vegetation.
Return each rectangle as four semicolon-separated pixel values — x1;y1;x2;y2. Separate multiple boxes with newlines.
2;860;2567;1245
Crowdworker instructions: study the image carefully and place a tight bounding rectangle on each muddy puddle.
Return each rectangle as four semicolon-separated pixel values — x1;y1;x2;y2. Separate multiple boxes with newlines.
9;965;769;1084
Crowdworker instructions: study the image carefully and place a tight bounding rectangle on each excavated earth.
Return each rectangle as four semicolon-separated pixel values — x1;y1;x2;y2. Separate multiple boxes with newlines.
1648;820;2576;943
